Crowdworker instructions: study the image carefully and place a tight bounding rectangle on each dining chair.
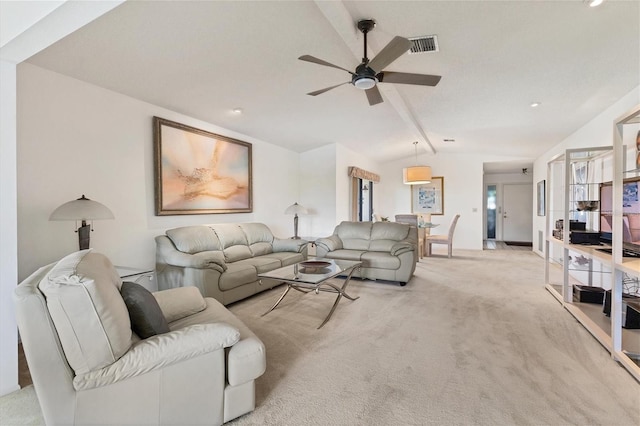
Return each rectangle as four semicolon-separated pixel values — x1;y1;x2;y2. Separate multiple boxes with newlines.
425;214;460;258
394;214;423;258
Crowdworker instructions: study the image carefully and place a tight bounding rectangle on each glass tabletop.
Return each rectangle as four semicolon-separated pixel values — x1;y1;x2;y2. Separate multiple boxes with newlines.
258;258;362;285
419;223;439;228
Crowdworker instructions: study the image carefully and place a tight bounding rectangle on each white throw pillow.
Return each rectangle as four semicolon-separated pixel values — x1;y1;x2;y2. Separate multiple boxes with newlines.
39;250;132;375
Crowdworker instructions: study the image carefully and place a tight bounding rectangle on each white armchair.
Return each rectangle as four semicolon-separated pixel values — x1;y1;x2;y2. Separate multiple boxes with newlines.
14;250;265;425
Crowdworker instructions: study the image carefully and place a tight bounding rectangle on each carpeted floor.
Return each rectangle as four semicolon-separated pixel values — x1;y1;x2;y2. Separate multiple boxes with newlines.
1;249;638;425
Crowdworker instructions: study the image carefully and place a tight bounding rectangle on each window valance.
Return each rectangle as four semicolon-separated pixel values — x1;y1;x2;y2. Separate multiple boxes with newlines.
348;166;380;183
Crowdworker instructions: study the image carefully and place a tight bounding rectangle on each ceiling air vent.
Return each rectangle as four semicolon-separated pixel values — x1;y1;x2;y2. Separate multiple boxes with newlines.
408;35;439;54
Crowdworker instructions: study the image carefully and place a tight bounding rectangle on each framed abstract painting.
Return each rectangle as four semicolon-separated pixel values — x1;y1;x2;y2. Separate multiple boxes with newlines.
153;117;252;215
411;177;444;215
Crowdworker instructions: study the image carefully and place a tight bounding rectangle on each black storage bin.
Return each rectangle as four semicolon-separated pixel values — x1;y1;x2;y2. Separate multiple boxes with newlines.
572;285;605;304
603;290;640;328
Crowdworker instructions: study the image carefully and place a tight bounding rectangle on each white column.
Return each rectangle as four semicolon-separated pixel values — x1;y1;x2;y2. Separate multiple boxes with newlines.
0;59;19;396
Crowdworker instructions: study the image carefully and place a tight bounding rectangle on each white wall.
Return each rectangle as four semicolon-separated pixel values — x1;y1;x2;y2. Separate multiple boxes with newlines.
0;60;19;396
17;63;300;282
299;144;337;239
0;0;121;398
532;86;640;257
377;151;534;250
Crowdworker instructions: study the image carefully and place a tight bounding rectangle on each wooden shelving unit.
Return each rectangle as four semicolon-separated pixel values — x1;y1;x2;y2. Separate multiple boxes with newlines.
544;123;640;381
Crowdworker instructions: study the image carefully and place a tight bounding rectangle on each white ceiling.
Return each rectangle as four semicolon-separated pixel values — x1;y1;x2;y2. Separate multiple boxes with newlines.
18;0;640;172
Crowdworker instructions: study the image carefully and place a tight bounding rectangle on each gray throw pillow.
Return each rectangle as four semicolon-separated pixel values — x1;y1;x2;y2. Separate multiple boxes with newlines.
121;281;170;339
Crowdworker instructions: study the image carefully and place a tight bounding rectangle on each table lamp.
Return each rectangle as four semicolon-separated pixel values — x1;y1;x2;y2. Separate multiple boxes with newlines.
284;202;308;239
49;195;115;250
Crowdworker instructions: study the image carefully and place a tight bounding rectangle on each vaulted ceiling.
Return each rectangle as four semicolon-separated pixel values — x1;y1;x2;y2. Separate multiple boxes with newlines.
16;1;640;170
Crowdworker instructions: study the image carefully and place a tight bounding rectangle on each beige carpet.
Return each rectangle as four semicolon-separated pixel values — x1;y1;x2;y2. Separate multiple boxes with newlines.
228;250;639;425
1;249;638;425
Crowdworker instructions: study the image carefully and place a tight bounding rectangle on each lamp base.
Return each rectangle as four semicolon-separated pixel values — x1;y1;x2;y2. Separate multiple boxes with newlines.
293;214;299;240
78;223;91;250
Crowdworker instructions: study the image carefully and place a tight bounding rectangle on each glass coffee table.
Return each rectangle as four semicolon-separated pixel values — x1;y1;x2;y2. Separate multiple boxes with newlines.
258;258;362;329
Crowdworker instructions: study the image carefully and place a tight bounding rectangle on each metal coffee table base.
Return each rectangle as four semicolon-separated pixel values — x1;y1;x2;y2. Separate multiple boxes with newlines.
261;266;360;329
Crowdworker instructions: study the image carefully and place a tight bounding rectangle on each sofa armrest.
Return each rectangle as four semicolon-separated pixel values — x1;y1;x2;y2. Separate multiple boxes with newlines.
73;323;240;390
153;287;207;323
272;238;307;253
161;250;227;272
316;235;343;252
390;241;414;256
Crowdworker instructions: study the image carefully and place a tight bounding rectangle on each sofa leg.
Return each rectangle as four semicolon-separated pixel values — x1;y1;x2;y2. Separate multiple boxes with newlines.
399;282;407;286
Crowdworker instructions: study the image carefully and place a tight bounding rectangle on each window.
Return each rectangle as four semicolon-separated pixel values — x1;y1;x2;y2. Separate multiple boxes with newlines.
358;179;373;221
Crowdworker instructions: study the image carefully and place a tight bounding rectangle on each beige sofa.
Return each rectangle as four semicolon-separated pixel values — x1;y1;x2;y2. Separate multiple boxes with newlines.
14;250;266;425
156;222;307;305
315;221;418;285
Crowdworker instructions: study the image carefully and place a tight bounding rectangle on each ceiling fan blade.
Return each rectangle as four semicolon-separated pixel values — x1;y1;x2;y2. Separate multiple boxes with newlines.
365;85;384;106
307;82;350;96
298;55;355;75
377;71;442;87
366;36;412;73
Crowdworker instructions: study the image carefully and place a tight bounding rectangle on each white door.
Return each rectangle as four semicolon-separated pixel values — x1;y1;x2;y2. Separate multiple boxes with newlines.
503;183;533;242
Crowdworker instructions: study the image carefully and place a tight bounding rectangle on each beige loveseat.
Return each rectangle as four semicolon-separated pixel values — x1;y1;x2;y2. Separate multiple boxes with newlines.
156;223;307;305
315;221;418;285
14;250;266;425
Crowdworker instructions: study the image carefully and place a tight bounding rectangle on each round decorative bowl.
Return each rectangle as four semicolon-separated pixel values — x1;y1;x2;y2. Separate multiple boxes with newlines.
299;260;332;273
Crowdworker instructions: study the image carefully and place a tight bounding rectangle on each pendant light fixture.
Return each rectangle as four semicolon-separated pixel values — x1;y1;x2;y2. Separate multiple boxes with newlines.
403;142;432;185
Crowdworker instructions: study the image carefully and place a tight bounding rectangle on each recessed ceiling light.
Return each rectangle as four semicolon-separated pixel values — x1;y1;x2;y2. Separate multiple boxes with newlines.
530;102;541;108
587;0;604;7
232;108;243;114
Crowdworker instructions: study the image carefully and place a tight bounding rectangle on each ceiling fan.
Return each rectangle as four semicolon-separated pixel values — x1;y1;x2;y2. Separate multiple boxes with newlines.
299;19;441;106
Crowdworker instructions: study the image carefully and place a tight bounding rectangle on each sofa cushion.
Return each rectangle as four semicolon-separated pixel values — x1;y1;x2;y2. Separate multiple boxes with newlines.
369;223;411;252
335;221;373;250
223;245;253;263
261;252;305;267
153;286;207;323
248;242;272;257
38;250;132;375
166;226;222;254
214;224;253;262
235;257;281;273
218;263;258;291
121;282;170;339
240;223;275;256
361;251;401;269
169;298;266;386
323;249;366;261
371;222;410;241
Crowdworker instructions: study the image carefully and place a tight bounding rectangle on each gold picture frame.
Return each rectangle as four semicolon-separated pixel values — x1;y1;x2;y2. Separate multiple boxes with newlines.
411;177;444;215
153;117;252;215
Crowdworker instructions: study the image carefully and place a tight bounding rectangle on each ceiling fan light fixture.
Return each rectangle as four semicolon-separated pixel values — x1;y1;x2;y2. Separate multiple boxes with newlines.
354;77;377;90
